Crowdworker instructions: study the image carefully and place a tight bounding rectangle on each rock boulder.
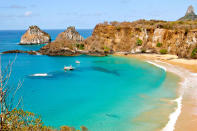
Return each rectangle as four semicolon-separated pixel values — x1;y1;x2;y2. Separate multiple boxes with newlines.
20;25;51;45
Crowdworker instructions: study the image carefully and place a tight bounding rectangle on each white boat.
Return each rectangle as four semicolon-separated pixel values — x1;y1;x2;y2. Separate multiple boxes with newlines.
64;66;74;71
75;60;80;64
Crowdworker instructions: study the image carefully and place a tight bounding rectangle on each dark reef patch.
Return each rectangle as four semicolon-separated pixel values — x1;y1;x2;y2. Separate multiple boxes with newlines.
92;66;120;76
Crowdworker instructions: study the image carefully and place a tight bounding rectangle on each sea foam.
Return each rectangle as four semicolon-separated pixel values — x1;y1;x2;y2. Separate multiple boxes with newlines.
162;96;182;131
31;73;49;77
147;61;167;71
147;60;184;131
162;78;188;131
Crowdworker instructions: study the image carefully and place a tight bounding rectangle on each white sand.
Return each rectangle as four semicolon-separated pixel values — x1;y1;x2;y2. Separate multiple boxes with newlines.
146;60;196;131
115;53;197;130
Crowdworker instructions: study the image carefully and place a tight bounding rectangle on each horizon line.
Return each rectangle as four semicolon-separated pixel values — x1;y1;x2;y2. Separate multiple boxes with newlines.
0;28;94;31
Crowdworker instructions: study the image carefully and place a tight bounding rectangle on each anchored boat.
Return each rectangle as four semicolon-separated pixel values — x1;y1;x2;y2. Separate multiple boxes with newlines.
64;66;74;71
75;61;80;64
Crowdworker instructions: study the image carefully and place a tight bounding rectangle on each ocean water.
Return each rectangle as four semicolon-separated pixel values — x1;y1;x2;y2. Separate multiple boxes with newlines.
0;29;179;131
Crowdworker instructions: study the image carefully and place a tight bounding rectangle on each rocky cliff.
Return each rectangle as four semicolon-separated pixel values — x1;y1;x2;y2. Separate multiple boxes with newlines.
39;26;86;56
179;5;197;21
20;26;51;45
84;20;197;58
38;20;197;58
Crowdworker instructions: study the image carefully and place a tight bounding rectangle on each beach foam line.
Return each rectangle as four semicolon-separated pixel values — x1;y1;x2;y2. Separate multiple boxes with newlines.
146;61;167;71
162;96;183;131
162;72;188;131
31;73;49;77
147;60;186;131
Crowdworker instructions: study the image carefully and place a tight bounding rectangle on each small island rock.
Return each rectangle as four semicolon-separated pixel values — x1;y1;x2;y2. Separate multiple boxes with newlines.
19;25;51;45
57;26;84;42
39;26;84;56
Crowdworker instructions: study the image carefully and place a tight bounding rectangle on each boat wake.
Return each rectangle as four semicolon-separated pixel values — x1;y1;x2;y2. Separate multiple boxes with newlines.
30;73;50;77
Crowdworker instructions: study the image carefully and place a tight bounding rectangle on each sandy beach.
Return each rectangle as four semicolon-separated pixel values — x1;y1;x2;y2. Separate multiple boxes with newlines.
114;53;197;131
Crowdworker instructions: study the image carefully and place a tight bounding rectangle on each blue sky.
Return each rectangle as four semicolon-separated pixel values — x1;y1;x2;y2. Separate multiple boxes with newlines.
0;0;196;30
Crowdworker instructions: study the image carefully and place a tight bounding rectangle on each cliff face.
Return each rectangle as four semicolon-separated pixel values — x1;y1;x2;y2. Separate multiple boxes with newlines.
20;26;51;45
39;26;85;56
39;20;197;58
84;20;197;58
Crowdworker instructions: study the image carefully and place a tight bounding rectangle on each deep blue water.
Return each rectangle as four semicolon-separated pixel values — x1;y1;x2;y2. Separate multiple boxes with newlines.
0;29;179;131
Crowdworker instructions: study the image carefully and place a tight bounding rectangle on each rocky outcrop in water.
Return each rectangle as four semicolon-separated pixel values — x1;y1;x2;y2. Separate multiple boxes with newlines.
58;26;84;41
19;26;51;45
2;50;37;55
39;26;87;56
179;5;197;21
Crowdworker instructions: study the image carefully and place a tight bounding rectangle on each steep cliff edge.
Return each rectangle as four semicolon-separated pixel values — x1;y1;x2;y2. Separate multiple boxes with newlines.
39;26;85;56
84;20;197;58
20;26;51;45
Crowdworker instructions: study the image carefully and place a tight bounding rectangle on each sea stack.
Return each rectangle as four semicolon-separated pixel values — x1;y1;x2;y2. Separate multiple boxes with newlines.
179;5;197;21
19;25;51;45
39;26;85;56
56;26;84;42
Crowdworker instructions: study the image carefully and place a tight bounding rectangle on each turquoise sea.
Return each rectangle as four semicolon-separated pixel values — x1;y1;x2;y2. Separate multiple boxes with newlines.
0;29;179;131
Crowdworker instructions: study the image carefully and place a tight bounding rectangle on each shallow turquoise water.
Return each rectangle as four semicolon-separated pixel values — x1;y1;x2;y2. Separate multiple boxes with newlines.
0;30;179;131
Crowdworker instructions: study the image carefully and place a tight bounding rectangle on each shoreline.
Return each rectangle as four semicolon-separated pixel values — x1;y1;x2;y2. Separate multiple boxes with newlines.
146;60;182;131
114;53;197;131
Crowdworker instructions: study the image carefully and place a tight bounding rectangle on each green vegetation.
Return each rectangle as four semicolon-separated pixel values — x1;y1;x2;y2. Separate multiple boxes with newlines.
141;49;146;53
156;42;162;47
178;21;184;24
3;109;43;130
3;108;88;130
116;26;121;30
185;28;189;35
76;43;85;50
104;46;110;53
160;49;168;54
191;48;197;58
136;39;143;46
110;21;119;26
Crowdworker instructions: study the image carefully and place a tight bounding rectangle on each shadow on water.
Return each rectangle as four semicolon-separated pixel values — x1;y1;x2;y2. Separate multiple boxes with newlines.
92;66;120;76
106;113;120;119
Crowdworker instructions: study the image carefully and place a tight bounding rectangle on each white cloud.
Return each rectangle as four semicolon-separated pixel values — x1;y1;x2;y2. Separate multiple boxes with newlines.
24;11;32;17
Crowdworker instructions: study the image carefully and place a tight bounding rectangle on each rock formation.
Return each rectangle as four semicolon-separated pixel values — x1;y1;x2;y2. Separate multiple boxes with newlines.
58;26;84;41
39;26;86;56
84;20;197;58
39;20;197;58
20;26;51;45
179;5;197;21
2;50;37;55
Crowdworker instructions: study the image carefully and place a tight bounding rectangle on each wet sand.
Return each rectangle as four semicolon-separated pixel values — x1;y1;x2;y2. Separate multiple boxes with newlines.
114;53;197;131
